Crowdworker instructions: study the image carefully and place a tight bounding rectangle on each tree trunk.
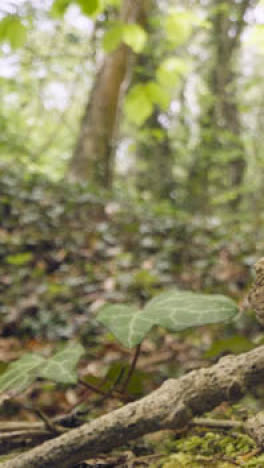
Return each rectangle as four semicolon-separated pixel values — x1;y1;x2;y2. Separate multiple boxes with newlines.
136;110;175;199
187;0;253;210
68;0;148;188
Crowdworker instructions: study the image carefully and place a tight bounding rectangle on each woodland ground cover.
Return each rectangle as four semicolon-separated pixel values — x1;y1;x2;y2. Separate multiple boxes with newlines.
0;168;263;466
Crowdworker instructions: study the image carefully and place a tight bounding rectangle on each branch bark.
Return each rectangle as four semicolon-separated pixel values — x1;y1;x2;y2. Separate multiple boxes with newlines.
2;344;264;468
246;411;264;446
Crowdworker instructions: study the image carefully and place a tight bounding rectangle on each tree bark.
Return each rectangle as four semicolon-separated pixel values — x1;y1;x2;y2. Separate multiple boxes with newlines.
3;344;264;468
68;0;149;188
187;0;253;210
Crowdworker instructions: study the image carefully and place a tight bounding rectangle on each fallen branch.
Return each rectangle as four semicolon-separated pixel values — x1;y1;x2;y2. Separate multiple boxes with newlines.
2;344;264;468
246;411;264;446
0;429;52;456
191;417;244;430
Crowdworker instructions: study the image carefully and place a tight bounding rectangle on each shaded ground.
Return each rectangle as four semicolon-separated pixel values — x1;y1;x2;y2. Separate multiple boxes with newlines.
0;167;264;466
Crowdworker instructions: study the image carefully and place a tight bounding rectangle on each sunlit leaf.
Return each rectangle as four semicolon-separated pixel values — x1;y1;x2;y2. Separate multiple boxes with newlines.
124;84;153;125
145;81;170;110
156;57;189;88
39;343;85;384
103;23;124;52
165;10;193;46
0;16;27;49
51;0;99;17
77;0;100;16
122;24;147;53
248;25;264;52
51;0;72;17
103;23;147;53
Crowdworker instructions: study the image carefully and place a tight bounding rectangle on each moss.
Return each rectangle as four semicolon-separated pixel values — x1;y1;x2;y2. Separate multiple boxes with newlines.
244;454;264;467
152;453;236;468
163;431;256;458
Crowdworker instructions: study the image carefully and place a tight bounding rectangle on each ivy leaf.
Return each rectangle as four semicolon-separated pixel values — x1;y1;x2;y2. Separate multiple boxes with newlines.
144;290;238;331
0;343;84;396
39;343;85;384
0;16;27;49
97;304;154;348
0;354;45;396
98;290;238;348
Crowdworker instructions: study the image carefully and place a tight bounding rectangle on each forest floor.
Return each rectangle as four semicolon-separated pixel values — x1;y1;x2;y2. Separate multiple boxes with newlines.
0;168;264;466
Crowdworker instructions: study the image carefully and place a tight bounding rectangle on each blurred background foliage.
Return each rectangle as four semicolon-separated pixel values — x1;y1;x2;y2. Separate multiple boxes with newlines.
0;0;263;347
1;1;264;454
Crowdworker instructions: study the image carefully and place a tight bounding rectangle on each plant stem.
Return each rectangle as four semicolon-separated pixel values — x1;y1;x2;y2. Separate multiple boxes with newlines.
121;343;141;394
79;378;131;402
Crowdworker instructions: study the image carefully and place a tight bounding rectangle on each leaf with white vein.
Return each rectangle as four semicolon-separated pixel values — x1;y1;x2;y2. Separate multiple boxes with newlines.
97;304;154;348
98;290;238;348
0;353;45;395
39;343;85;384
144;290;238;331
0;342;85;397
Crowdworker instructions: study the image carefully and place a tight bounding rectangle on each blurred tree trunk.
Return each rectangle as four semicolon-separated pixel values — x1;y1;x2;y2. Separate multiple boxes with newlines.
68;0;149;188
136;110;175;199
134;14;175;200
187;0;253;210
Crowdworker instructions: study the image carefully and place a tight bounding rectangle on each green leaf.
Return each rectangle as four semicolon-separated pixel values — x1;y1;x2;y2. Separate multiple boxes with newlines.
0;16;27;49
103;0;121;6
6;252;33;266
124;84;153;125
122;24;147;53
51;0;72;16
145;81;170;110
0;354;45;395
103;23;124;53
51;0;99;17
98;290;238;348
77;0;100;16
144;290;238;331
248;25;264;52
39;343;85;384
0;343;84;396
165;10;193;46
97;304;154;348
156;57;189;88
204;336;255;359
103;23;147;53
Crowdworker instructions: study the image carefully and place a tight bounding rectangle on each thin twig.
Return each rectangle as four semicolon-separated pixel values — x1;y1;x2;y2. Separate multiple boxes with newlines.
191;417;245;431
79;378;131;402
